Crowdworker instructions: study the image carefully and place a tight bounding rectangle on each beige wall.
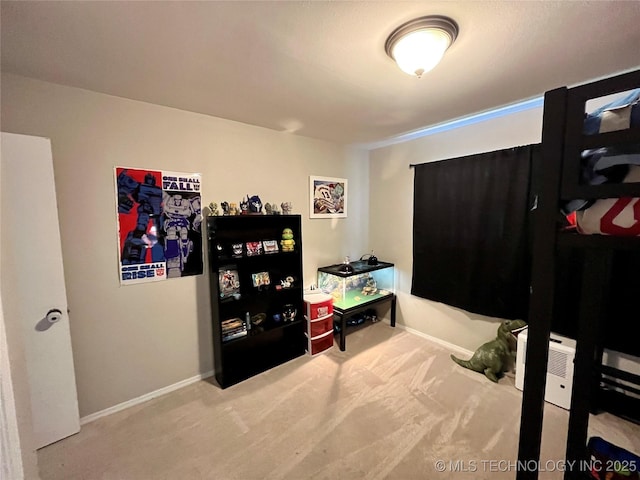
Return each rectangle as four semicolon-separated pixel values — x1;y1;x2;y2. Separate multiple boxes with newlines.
368;107;544;351
1;73;369;417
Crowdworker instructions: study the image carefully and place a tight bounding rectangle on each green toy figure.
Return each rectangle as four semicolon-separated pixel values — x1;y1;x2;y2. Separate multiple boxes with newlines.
281;228;295;252
450;319;527;382
208;202;219;216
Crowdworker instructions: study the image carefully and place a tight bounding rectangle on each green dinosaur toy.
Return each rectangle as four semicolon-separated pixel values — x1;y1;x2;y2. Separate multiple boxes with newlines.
451;319;527;382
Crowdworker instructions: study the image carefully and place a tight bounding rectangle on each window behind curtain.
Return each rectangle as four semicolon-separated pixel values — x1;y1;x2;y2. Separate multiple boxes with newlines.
411;145;538;320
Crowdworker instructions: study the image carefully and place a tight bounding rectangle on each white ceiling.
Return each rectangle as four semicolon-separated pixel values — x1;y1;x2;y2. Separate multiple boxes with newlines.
2;1;640;147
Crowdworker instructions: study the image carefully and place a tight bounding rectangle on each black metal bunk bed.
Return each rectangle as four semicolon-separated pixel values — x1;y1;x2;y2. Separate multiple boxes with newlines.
516;69;640;480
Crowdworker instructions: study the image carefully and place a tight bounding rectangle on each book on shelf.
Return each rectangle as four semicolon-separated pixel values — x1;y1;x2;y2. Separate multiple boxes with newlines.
230;242;244;258
221;317;245;331
251;271;271;288
222;324;247;335
263;239;279;254
218;267;240;299
246;241;263;256
221;316;248;342
222;329;248;342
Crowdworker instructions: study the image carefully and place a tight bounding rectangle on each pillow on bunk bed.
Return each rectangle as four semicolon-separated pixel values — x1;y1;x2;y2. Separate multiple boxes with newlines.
576;165;640;236
581;89;640;188
584;88;640;135
564;89;640;219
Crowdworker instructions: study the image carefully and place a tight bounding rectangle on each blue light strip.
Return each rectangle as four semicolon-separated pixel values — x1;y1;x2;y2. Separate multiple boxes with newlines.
362;96;544;150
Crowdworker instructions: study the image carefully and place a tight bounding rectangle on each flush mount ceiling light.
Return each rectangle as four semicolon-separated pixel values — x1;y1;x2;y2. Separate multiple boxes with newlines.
385;15;458;78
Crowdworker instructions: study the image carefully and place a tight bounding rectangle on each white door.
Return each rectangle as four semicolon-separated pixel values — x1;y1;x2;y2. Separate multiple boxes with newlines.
1;132;80;449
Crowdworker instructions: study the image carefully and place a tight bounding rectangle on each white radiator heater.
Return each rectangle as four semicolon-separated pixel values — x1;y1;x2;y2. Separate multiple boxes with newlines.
515;329;576;410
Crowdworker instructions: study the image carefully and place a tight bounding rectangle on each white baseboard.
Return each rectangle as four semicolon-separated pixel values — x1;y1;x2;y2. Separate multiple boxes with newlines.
79;325;486;426
397;324;474;357
80;370;214;425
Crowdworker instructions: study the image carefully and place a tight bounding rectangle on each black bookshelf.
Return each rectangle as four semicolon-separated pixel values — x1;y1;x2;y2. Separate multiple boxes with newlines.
207;215;306;388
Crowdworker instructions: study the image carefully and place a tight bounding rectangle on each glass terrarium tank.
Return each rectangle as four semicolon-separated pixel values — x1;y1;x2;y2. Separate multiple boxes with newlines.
317;260;394;310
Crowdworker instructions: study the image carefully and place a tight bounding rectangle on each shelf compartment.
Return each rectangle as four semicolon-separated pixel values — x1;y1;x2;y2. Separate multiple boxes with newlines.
220;318;304;346
220;322;306;387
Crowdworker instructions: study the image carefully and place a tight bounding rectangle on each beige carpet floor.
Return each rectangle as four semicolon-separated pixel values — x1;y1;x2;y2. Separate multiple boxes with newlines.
37;323;640;480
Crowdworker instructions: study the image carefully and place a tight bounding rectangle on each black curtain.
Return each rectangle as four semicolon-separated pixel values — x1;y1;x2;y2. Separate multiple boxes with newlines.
411;145;538;320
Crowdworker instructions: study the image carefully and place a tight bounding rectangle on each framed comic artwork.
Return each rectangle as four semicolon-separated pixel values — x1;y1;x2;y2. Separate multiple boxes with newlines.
309;176;347;218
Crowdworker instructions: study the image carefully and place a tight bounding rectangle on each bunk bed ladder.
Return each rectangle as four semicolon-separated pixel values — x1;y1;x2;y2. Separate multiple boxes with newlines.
516;86;567;480
560;84;610;480
565;248;612;478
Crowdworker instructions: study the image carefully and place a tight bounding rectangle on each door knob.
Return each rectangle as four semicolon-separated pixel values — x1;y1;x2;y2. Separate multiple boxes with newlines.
35;308;64;332
46;309;63;324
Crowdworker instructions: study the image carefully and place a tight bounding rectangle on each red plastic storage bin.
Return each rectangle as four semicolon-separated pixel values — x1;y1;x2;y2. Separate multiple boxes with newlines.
309;314;333;338
307;330;334;356
304;292;333;320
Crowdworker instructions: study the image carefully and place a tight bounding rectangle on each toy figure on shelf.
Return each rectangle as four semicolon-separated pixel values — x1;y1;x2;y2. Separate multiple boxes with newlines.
280;276;295;289
281;228;295;252
264;203;273;215
221;202;230;215
248;195;263;214
282;304;297;322
239;198;249;215
272;204;281;215
229;202;239;215
208;202;219;216
281;202;292;215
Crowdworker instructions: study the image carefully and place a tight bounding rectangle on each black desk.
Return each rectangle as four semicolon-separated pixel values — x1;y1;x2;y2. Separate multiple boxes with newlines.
333;294;396;351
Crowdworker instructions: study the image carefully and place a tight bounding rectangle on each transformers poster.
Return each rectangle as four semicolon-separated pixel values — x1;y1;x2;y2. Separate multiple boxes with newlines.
115;167;203;286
